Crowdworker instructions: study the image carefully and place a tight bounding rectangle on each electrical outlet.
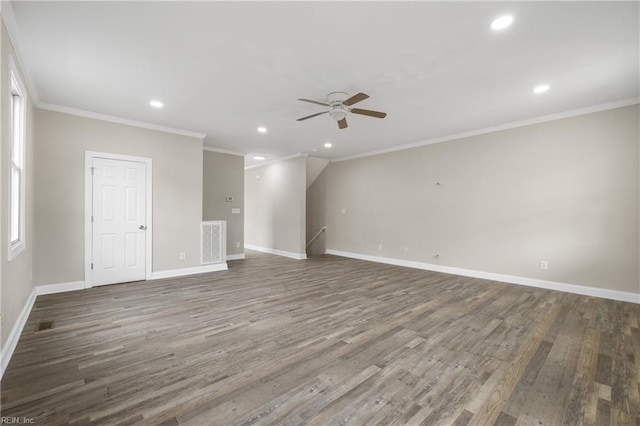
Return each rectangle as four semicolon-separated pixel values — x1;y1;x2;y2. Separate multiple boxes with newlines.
341;208;346;214
404;246;409;253
540;261;548;270
378;244;383;251
180;252;186;261
236;242;241;248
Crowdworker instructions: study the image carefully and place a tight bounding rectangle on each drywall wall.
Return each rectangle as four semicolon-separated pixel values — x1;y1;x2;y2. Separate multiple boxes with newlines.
0;10;3;352
203;149;244;257
1;18;36;348
308;104;640;294
306;156;330;256
34;108;204;285
245;156;306;257
306;166;328;256
306;156;329;190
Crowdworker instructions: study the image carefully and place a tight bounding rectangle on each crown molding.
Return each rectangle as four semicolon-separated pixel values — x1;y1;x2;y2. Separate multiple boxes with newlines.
244;153;307;170
332;97;640;163
203;146;245;157
37;102;207;140
1;1;40;103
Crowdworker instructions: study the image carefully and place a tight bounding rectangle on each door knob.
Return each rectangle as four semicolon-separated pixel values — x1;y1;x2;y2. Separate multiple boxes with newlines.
139;225;147;230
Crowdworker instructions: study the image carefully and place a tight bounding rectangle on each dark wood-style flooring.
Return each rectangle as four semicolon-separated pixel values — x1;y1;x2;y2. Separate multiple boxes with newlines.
1;251;638;425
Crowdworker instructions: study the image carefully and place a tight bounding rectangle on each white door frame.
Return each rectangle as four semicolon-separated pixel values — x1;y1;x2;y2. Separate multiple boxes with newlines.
84;151;153;288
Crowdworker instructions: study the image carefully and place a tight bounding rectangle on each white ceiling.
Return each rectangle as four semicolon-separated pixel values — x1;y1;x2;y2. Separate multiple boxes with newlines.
9;1;639;166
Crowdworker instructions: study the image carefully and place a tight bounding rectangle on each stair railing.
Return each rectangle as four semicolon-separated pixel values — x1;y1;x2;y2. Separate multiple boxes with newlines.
306;226;327;249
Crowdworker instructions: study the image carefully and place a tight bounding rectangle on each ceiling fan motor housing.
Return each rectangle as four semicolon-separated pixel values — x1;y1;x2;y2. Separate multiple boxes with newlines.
327;91;348;104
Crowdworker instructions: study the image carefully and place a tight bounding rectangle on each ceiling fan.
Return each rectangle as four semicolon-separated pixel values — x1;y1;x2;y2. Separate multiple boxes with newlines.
296;92;387;129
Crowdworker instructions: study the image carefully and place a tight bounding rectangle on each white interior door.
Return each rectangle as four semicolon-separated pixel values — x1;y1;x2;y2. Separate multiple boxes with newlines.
91;157;147;286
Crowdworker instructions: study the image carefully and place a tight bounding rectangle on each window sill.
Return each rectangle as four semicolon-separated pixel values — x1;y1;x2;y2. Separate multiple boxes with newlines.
8;241;25;262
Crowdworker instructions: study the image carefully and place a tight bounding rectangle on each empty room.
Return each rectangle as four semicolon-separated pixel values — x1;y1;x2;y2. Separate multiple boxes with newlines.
0;1;639;425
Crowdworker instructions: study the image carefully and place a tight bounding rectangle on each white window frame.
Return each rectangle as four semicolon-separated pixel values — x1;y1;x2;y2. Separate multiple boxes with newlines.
8;56;26;261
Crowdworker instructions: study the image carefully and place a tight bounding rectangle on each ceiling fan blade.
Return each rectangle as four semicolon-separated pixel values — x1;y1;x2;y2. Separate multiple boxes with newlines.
342;92;369;106
350;108;387;119
298;98;330;107
338;118;348;129
297;111;329;121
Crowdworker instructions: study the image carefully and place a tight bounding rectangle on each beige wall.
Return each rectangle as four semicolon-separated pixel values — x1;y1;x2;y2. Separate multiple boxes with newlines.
1;18;36;347
34;108;204;285
306;156;329;190
306;167;328;256
245;156;306;256
309;105;640;294
203;150;244;257
306;156;330;256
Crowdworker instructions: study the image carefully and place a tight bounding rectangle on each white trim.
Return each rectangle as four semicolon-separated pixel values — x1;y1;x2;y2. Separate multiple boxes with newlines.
37;102;207;140
226;253;246;261
36;281;85;296
0;288;36;379
332;97;640;162
326;249;640;304
1;3;40;103
245;244;307;260
203;146;245;157
151;263;228;280
0;267;226;378
244;153;308;170
7;56;27;262
84;151;153;288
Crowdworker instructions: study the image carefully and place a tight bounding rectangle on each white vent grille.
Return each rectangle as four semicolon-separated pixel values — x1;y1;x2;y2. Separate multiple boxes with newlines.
201;221;226;264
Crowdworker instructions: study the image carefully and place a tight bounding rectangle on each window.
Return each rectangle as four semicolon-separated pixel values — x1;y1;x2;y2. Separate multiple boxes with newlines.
8;59;26;261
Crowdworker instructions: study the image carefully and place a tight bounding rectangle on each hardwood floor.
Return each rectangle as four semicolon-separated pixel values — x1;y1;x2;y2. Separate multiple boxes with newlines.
1;251;638;425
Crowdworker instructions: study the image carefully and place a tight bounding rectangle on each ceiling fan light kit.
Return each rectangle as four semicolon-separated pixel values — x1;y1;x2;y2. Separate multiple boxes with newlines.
329;106;347;121
297;91;387;129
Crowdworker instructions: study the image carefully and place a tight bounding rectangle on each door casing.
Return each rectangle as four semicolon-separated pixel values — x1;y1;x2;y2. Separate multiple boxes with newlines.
84;151;153;288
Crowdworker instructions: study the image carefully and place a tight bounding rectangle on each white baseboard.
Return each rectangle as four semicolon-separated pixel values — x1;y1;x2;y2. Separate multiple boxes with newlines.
36;281;85;295
245;244;307;260
226;253;246;261
1;280;85;379
0;288;37;379
0;264;228;378
325;249;640;304
151;263;228;280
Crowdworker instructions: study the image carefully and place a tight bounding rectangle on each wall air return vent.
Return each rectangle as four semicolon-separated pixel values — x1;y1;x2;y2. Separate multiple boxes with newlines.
201;221;226;264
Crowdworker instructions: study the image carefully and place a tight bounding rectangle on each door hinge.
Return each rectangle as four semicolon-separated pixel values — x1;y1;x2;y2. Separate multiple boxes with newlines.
90;167;95;175
91;215;94;223
91;263;94;270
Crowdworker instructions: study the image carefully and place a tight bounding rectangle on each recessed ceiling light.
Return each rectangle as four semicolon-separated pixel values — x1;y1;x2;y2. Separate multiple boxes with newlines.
491;15;513;31
149;100;163;108
257;127;267;133
533;84;550;94
253;156;266;160
324;143;332;148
